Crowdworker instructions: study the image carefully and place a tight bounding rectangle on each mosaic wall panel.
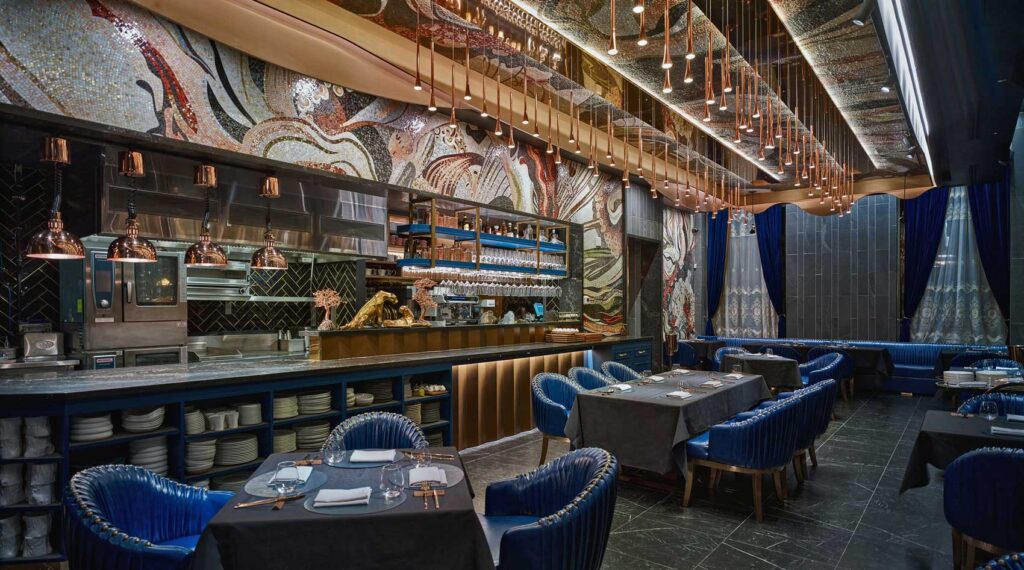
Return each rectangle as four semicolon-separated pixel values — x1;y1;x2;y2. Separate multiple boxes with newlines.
662;208;700;339
0;0;625;334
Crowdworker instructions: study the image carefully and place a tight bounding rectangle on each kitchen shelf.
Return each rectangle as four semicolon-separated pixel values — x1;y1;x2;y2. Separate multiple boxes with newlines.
418;420;450;431
185;458;264;483
272;411;341;427
69;426;178;451
347;400;401;413
185;422;268;441
396;258;567;278
0;453;62;465
397;224;566;253
404;394;449;404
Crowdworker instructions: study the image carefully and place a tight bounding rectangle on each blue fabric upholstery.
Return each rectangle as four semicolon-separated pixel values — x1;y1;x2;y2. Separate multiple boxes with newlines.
482;448;619;570
322;411;427;451
764;345;803;362
685;395;802;469
970;358;1023;371
799;353;843;386
945;448;1024;552
64;464;233;570
958;393;1024;416
686;431;710;459
978;552;1024;570
951;352;1006;369
789;380;835;450
601;361;641;382
477;515;540;565
531;373;583;438
568;367;615;390
713;347;748;371
672;342;700;367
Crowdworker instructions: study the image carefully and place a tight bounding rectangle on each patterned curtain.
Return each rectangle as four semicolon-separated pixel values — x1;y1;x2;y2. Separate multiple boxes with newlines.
911;187;1006;344
714;215;776;337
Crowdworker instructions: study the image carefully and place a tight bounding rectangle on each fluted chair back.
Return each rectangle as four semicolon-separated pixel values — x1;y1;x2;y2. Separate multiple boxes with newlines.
944;448;1024;553
958;393;1024;416
600;361;641;382
767;345;803;362
705;395;802;469
568;367;615;390
531;373;584;438
65;464;234;570
970;358;1024;372
671;342;699;367
322;411;427;451
806;346;837;361
794;380;835;450
713;346;748;371
978;552;1024;569
799;353;843;386
950;352;1005;369
484;448;619;570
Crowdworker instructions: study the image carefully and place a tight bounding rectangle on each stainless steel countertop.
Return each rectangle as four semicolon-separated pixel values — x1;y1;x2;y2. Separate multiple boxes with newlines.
0;358;80;371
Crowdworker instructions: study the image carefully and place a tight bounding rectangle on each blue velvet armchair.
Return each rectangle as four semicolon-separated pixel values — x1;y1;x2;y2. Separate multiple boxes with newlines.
64;464;233;570
684;395;803;521
713;346;748;371
600;361;641;382
568;367;615;390
945;448;1024;569
978;552;1024;570
322;411;428;451
478;447;619;570
766;345;803;362
775;380;836;481
958;393;1024;417
950;352;1005;368
531;373;584;465
970;358;1024;372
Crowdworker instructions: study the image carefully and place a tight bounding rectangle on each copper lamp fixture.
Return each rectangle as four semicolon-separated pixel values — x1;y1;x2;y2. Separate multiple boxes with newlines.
185;164;227;268
26;136;85;261
632;0;644;14
107;150;157;263
608;0;619;55
250;176;287;271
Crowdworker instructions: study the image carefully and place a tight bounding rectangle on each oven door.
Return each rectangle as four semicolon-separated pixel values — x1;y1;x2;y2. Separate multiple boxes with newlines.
123;346;187;367
122;252;187;322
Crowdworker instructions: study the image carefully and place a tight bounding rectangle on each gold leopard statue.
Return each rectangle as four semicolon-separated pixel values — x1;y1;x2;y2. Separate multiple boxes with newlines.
341;291;398;329
383;306;431;328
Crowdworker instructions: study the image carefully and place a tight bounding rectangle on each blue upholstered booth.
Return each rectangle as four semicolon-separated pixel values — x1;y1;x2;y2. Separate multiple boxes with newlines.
712;346;748;371
531;373;584;465
479;447;619;570
958;393;1024;416
763;345;803;362
600;361;641;382
945;448;1024;568
568;367;615;390
978;552;1024;570
970;359;1024;372
322;411;428;451
65;464;233;570
799;353;843;387
951;352;1006;369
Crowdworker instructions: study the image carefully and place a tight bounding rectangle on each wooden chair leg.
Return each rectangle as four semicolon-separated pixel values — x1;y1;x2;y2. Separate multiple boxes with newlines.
951;529;962;570
772;470;785;505
840;379;849;402
683;463;695;507
792;457;805;483
539;435;549;466
964;535;976;570
752;473;764;522
707;468;718;490
849;377;856;398
713;468;723;489
809;446;818;467
780;467;788;498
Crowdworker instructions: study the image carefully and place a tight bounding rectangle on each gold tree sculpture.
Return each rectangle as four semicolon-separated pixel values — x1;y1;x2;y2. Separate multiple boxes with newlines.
313;288;342;331
412;278;438;323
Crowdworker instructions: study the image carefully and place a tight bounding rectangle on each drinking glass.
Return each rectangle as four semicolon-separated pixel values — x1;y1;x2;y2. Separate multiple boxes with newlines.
765;348;774;356
272;461;299;496
980;401;998;421
380;464;404;500
731;364;743;375
641;370;653;383
324;437;345;466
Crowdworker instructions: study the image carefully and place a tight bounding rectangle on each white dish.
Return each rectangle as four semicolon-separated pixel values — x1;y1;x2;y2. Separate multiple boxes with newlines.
70;429;113;442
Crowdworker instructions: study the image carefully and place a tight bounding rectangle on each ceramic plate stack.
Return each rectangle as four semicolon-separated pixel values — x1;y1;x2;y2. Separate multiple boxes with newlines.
943;370;975;385
211;471;251;492
977;370;1009;384
184;408;205;435
71;414;113;442
421;402;441;425
346;388;356;408
128;437;168;476
403;381;413;399
273;395;299;419
426;432;444;448
235;403;262;426
404;403;422;426
293;422;330;451
215;434;258;466
273;429;297;454
353;393;374;407
186;439;217;475
365;381;393;403
122;407;165;433
297;391;331;415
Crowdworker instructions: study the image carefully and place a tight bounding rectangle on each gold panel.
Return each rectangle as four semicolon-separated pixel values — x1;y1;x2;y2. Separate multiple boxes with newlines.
310;324;571;360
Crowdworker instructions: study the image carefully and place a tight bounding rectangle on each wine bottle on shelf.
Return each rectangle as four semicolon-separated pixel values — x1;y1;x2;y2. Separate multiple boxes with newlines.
462;216;471;231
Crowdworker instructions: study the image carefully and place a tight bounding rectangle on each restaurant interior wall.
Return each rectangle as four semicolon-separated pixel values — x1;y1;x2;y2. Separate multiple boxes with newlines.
1010;110;1024;344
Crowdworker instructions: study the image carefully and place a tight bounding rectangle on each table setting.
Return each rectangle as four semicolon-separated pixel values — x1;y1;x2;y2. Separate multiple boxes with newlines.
720;352;803;389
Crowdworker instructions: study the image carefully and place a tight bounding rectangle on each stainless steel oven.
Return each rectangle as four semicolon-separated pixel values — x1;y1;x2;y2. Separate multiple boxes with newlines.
123;346;188;367
122;254;186;322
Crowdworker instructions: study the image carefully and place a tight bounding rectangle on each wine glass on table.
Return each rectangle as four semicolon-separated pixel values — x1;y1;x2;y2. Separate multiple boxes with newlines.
272;461;300;497
980;401;999;422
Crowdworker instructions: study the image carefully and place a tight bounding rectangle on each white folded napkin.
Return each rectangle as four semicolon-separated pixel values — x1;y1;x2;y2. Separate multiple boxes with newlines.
348;450;397;463
269;466;312;484
612;384;632;391
666;391;692;400
1008;414;1024;423
726;373;744;379
991;426;1024;437
313;487;372;507
409;466;448;487
702;380;723;388
649;375;664;382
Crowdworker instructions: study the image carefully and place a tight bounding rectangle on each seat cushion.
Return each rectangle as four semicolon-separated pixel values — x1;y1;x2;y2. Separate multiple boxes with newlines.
477;514;539;565
893;363;935;379
155;534;201;550
686;431;711;460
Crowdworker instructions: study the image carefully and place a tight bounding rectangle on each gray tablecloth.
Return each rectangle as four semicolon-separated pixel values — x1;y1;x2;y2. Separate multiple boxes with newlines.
684;340;725;363
721;354;802;388
193;449;492;570
565;372;771;475
900;411;1024;493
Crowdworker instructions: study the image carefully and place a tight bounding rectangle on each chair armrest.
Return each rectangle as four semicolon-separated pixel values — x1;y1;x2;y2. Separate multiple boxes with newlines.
201;490;234;523
776;392;795;400
484;477;529;517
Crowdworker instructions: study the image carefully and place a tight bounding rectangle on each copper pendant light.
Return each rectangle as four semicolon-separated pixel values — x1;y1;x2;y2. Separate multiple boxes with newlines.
608;0;619;55
26;136;85;261
413;8;423;91
107;150;157;263
185;164;227;268
251;179;287;271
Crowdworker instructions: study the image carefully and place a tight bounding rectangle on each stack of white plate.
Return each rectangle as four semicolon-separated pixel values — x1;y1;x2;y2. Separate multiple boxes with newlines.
405;403;422;425
403;381;413;399
364;381;393;403
215;434;258;466
426;432;444;447
273;395;299;419
346;388;356;408
122;407;165;433
294;422;330;451
353;393;374;407
977;370;1009;384
297;391;331;415
211;471;251;492
70;414;113;442
235;403;262;426
186;439;217;474
184;408;205;435
422;402;441;424
273;429;297;453
944;370;975;385
128;438;168;476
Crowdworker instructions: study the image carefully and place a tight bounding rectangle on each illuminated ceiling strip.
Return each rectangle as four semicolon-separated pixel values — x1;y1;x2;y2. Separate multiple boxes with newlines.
509;0;777;184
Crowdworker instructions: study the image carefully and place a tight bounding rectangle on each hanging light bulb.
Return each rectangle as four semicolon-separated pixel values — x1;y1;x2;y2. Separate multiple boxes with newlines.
608;0;619;55
185;164;227;268
427;22;437;112
413;9;423;91
632;0;644;14
637;9;648;46
684;0;695;60
660;0;672;69
662;69;673;94
107;150;157;263
683;59;693;84
250;178;287;271
26;136;85;261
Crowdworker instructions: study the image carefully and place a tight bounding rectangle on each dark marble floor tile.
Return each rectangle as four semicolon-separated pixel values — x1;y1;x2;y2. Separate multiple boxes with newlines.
772;462;885;530
814;439;895;467
601;547;675;569
724;510;854;567
838;522;953;569
612;483;672;530
607;512;727;569
699;538;837;570
859;476;951;556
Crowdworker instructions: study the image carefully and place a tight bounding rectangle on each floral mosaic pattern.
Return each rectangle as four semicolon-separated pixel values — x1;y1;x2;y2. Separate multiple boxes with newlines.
662;207;698;339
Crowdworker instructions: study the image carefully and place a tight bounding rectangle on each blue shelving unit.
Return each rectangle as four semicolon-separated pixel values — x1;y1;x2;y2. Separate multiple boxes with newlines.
396;224;566;253
396;258;567;278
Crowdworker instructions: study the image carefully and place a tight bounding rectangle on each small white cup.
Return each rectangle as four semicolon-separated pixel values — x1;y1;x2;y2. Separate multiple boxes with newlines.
205;413;226;432
225;410;239;429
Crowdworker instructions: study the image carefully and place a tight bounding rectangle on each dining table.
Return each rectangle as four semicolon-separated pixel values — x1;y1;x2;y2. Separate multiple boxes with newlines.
192;448;493;570
564;370;772;475
900;410;1024;492
720;353;803;389
682;339;725;367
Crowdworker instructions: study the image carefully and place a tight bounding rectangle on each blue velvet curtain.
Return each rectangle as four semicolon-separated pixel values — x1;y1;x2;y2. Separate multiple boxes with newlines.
705;212;729;336
966;181;1009;319
901;187;950;341
754;205;786;337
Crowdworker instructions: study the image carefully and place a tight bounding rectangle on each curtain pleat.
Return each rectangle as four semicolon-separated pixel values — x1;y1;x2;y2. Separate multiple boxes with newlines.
901;187;950;341
705;212;729;336
754;204;786;337
966;181;1010;319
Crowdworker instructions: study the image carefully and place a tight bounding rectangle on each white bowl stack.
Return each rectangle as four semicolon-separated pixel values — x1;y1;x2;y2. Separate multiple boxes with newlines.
943;370;975;385
71;414;114;442
215;434;258;466
294;422;330;451
129;437;168;476
273;395;299;419
346;388;356;408
122;407;165;433
353;393;374;407
184;408;205;435
273;429;297;454
186;439;217;474
297;391;331;415
235;403;262;426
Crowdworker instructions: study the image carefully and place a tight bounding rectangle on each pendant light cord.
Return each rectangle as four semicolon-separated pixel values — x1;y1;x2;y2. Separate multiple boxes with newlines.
264;200;272;233
50;164;63;215
203;188;212;231
127;178;137;220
